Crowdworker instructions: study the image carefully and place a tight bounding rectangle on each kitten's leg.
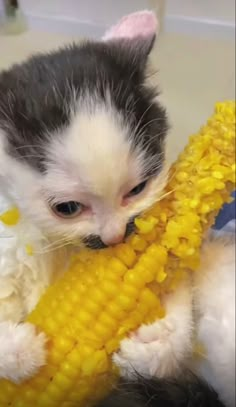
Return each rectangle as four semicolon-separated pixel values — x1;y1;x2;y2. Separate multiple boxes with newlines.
194;236;235;407
0;266;47;382
114;279;193;379
0;321;47;382
0;247;65;383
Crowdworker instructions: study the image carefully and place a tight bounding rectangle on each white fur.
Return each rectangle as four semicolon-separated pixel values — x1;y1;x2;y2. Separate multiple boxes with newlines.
114;235;235;407
193;236;235;407
0;189;66;381
0;321;47;382
114;279;193;378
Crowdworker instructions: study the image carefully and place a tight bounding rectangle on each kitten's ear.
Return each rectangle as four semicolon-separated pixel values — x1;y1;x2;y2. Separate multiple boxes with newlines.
102;10;158;61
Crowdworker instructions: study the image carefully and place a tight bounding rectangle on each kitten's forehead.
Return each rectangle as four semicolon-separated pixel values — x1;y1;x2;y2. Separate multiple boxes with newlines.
46;98;142;197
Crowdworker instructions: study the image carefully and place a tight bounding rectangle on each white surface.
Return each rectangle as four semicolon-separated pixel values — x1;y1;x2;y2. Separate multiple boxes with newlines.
164;15;235;40
164;0;235;39
0;30;234;162
18;0;149;37
20;0;149;26
152;33;235;161
165;0;235;23
0;1;234;39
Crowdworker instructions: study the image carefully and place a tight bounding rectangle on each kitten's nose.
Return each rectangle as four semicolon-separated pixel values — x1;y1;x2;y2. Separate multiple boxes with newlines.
101;219;136;247
101;231;125;246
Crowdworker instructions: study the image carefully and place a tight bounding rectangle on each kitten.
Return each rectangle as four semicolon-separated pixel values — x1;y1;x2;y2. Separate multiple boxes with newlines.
0;11;168;382
0;11;234;407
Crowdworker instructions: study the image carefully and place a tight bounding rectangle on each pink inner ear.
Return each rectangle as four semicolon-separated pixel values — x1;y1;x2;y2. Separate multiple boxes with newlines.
103;10;158;41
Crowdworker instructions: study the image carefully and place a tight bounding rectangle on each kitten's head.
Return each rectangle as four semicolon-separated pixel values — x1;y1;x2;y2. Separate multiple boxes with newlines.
0;11;168;249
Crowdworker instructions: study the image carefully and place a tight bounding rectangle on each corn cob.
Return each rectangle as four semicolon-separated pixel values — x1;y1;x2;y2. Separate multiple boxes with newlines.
0;101;235;406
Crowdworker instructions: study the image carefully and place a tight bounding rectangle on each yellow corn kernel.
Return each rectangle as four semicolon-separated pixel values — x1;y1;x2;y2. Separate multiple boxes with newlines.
128;234;147;251
135;216;158;234
81;350;109;376
0;206;20;226
156;267;167;283
0;101;235;406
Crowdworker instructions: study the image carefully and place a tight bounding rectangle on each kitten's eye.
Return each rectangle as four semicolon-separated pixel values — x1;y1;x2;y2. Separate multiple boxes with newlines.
126;180;148;197
51;201;83;218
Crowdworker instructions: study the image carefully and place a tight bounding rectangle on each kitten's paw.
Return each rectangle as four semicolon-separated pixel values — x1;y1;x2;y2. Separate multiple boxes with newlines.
113;318;182;379
0;321;47;382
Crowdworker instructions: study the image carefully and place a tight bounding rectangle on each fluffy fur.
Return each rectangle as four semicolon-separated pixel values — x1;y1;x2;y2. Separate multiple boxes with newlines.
193;236;235;407
96;375;226;407
114;279;193;379
0;321;47;382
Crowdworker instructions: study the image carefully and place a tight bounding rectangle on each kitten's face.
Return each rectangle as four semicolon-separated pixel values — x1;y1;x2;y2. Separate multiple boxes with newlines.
0;15;168;249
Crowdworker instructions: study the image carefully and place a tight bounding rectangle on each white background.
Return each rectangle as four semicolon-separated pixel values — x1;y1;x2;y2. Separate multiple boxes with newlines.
0;0;235;38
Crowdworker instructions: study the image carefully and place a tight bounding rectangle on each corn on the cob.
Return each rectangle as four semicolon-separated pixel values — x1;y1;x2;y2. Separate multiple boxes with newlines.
0;101;235;406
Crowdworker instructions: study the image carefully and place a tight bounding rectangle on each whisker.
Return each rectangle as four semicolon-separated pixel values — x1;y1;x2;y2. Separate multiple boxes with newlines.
0;107;14;125
140;131;168;151
145;68;159;80
157;188;175;201
35;238;74;254
13;144;47;151
136;119;168;142
13;154;45;161
132;101;157;137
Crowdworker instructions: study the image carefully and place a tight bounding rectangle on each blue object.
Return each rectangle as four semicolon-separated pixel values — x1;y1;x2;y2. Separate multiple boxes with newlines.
213;191;236;231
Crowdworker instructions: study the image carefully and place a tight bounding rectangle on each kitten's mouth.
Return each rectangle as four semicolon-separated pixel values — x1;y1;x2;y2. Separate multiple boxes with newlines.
83;218;136;250
125;217;136;237
83;235;107;250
